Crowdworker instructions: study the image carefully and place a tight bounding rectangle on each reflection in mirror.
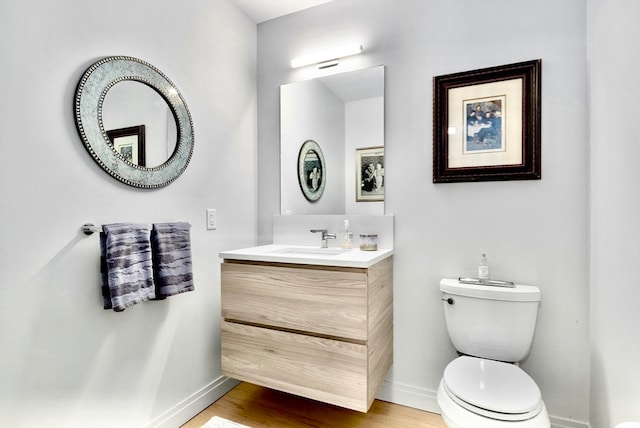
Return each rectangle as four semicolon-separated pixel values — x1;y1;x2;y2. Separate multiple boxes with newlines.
306;151;320;189
281;65;384;215
356;146;384;202
298;140;326;202
106;125;146;166
102;81;177;168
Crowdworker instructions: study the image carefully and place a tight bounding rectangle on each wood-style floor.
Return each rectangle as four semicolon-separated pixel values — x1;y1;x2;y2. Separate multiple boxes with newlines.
181;382;446;428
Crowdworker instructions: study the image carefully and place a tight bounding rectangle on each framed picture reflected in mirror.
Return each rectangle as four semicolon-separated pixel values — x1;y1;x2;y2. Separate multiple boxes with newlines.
356;146;384;202
106;124;146;167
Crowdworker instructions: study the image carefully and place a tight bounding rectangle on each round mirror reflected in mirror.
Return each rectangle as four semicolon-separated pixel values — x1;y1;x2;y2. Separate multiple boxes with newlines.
74;56;193;188
298;140;326;202
102;81;178;168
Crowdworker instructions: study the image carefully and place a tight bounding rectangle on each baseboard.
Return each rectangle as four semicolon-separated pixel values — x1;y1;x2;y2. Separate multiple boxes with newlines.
142;376;590;428
147;376;241;428
375;379;441;414
375;380;590;428
550;415;590;428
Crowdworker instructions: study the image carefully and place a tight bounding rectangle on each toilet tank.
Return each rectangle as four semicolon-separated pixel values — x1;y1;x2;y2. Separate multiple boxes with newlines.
440;278;541;362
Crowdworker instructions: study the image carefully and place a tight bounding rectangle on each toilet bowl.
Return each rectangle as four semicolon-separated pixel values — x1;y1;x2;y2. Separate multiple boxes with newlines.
438;278;550;427
437;356;550;428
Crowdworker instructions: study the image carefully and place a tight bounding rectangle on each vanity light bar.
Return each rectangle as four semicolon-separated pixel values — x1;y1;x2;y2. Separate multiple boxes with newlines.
290;44;364;69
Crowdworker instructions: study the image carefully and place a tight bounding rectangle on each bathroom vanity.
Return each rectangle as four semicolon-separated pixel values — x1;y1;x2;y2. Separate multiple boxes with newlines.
219;245;393;412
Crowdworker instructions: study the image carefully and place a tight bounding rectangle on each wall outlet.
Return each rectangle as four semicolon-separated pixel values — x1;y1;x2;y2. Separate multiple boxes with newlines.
206;209;216;230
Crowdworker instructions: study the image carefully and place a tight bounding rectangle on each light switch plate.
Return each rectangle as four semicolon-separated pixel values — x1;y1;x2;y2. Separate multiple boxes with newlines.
206;209;216;230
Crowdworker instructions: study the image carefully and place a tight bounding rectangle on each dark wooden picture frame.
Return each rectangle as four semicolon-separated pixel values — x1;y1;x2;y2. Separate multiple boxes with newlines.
106;125;146;167
433;60;541;183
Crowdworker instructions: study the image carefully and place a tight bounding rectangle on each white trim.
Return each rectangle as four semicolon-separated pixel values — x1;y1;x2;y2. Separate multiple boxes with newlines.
147;376;241;428
550;415;590;428
375;379;441;414
140;376;590;428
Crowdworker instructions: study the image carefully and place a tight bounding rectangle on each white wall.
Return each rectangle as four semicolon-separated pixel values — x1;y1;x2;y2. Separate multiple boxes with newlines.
0;0;256;427
588;0;640;427
258;0;592;425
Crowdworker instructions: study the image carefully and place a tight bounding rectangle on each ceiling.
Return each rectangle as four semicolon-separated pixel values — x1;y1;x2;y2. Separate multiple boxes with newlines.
232;0;333;23
232;0;381;102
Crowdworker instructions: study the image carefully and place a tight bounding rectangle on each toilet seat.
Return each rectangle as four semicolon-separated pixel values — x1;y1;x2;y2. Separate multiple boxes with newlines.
443;356;543;421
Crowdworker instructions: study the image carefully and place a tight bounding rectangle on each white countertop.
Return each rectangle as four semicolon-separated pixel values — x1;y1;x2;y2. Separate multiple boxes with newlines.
219;244;393;268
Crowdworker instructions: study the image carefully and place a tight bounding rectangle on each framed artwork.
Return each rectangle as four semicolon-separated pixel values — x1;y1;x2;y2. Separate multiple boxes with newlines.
106;125;146;167
433;60;541;183
356;146;384;202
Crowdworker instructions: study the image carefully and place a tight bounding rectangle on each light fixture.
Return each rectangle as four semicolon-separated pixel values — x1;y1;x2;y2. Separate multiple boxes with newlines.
290;44;364;69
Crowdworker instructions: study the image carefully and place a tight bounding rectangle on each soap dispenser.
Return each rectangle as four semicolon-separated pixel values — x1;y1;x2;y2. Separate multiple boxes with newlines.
340;220;353;249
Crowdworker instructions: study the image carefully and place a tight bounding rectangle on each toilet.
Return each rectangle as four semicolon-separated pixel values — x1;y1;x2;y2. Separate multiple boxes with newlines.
437;278;550;428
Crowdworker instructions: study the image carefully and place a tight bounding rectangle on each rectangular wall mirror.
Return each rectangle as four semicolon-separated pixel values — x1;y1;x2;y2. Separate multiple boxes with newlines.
280;65;385;215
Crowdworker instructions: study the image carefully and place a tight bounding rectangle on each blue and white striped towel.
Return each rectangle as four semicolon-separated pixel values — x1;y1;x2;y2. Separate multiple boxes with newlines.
151;222;194;299
100;223;155;311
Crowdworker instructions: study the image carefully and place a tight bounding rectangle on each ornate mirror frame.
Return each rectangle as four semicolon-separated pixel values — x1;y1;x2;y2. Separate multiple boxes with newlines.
74;56;194;188
297;140;326;202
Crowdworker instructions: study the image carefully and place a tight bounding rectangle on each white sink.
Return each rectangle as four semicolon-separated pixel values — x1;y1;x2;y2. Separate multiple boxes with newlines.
220;244;393;268
271;247;351;256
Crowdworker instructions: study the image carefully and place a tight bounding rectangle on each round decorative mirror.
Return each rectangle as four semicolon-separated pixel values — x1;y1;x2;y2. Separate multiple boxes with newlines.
74;56;193;188
297;140;326;202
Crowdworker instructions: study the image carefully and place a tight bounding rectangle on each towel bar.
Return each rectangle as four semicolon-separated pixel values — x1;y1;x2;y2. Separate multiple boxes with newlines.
81;223;101;236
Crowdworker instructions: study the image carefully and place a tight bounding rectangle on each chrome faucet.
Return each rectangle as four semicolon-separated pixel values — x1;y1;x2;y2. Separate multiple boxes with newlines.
310;229;337;248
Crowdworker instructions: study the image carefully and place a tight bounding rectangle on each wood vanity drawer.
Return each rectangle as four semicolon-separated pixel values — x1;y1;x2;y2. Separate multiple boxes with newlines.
221;320;369;412
220;256;393;412
221;262;368;341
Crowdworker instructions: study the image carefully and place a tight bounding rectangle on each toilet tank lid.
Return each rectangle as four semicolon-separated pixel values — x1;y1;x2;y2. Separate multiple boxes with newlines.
440;278;541;302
